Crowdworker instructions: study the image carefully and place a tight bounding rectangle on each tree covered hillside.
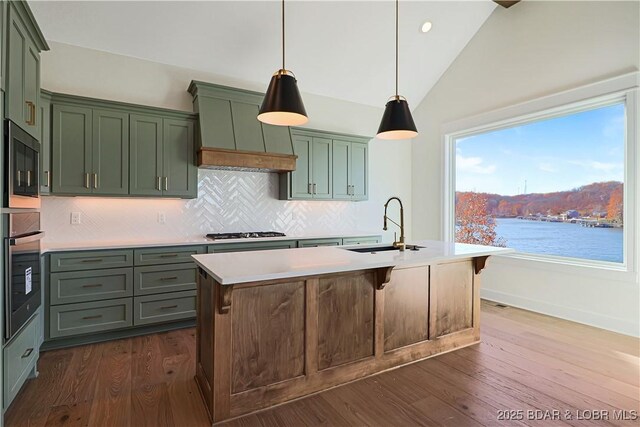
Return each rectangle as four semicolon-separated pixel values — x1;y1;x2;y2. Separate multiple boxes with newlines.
456;181;623;218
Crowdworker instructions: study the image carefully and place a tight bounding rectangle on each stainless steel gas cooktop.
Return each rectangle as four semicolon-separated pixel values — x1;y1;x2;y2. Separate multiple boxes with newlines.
206;232;286;240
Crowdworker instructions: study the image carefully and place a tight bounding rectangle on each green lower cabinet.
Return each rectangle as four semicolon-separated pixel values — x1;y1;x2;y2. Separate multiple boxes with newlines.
133;290;196;326
134;245;205;266
49;298;133;338
342;236;381;245
134;264;197;296
297;238;343;248
49;249;134;272
3;312;39;408
49;268;133;305
208;240;298;253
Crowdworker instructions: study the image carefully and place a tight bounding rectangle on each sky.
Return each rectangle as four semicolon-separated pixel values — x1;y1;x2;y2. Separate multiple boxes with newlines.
455;102;625;196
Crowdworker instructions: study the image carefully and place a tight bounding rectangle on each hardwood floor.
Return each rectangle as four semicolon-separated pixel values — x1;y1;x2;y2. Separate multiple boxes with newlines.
6;301;639;427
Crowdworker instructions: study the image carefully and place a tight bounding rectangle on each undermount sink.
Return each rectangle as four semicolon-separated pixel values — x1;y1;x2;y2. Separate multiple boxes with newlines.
344;244;425;254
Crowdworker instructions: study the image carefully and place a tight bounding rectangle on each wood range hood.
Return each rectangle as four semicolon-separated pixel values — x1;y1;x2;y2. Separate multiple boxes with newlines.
197;147;297;173
188;80;297;173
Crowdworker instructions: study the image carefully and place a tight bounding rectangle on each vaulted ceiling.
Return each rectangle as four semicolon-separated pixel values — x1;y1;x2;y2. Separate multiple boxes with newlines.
30;1;496;108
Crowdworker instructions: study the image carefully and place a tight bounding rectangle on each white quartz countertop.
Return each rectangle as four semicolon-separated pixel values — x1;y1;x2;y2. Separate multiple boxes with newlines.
192;240;514;285
41;232;381;253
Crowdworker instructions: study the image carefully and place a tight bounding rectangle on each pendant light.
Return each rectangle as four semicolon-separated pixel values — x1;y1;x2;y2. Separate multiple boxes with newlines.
258;0;308;126
376;0;418;140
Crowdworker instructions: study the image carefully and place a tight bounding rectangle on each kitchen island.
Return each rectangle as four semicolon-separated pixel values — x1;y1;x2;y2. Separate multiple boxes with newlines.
192;241;512;423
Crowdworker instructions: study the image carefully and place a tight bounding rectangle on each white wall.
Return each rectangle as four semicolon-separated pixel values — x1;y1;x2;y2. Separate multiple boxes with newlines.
411;1;640;336
40;42;412;244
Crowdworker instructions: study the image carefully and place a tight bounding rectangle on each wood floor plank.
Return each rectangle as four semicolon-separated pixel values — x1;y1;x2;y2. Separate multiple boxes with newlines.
86;338;133;427
6;304;639;427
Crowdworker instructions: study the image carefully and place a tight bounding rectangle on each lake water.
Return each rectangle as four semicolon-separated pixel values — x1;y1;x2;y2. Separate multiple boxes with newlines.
494;218;623;263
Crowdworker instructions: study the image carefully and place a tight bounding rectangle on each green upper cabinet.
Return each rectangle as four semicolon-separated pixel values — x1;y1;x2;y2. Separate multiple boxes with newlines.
93;110;129;195
52;104;130;195
289;135;312;199
188;81;294;155
129;115;197;198
311;137;332;199
350;142;368;201
162;118;197;198
46;92;197;198
5;1;49;139
129;114;163;196
39;90;51;194
332;139;368;201
280;129;369;201
52;104;93;195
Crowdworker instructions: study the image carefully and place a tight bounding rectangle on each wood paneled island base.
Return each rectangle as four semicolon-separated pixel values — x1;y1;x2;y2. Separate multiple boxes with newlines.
195;256;489;424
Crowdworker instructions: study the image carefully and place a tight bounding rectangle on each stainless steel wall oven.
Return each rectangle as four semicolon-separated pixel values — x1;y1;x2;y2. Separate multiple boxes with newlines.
3;212;43;340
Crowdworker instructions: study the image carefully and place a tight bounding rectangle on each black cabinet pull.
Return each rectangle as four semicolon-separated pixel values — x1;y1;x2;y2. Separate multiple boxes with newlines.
81;258;103;263
159;276;178;281
82;315;103;320
82;283;103;288
159;305;178;310
21;348;34;358
159;254;179;258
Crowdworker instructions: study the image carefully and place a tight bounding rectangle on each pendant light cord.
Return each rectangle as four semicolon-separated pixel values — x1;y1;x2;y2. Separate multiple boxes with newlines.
282;0;286;71
395;0;399;98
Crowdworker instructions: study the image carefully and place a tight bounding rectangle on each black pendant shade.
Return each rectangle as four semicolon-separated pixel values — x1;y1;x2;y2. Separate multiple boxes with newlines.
258;71;308;126
377;0;418;140
377;97;418;140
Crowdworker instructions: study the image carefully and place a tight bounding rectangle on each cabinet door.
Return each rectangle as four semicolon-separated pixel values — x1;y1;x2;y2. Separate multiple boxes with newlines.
331;139;351;200
231;101;265;152
6;6;27;127
52;105;92;194
351;142;368;200
92;110;129;195
290;135;313;199
22;39;40;139
39;95;51;194
129;114;163;196
162;118;197;198
311;137;332;199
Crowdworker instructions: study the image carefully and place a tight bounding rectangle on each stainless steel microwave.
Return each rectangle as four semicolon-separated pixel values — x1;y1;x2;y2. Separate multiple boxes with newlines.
4;120;41;209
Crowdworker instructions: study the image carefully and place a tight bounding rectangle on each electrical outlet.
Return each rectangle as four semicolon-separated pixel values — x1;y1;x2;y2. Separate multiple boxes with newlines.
158;212;166;224
71;212;82;225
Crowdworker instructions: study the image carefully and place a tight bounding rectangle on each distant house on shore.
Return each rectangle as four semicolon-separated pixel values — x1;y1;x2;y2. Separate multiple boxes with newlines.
562;210;580;220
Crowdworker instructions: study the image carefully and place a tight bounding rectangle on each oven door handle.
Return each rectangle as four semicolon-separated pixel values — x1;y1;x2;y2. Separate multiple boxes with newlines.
9;231;45;246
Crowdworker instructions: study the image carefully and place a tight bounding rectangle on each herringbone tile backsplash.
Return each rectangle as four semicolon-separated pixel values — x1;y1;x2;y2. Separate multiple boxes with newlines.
41;169;379;244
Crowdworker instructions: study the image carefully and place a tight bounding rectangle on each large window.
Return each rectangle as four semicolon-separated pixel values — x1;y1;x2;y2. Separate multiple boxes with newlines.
445;77;637;268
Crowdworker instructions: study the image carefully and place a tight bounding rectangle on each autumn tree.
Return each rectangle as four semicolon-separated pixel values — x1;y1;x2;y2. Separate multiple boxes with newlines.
456;192;506;247
607;186;623;223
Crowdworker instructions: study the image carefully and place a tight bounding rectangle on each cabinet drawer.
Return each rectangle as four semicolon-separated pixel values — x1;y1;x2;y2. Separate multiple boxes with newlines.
134;291;196;326
50;268;133;305
4;312;39;408
50;298;132;338
134;246;206;266
50;250;134;272
134;264;196;296
297;238;343;248
342;236;381;245
208;240;297;253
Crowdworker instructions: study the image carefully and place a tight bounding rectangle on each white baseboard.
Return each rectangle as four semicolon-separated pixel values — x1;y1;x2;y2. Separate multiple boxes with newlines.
481;288;640;337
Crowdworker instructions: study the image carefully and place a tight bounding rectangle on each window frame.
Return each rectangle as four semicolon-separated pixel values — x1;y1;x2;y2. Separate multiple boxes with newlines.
442;73;638;274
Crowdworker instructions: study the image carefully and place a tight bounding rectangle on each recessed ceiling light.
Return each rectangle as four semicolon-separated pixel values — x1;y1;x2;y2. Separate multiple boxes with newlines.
421;21;432;33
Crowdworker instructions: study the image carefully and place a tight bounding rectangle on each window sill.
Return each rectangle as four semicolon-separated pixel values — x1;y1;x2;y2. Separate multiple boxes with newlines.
490;252;637;282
